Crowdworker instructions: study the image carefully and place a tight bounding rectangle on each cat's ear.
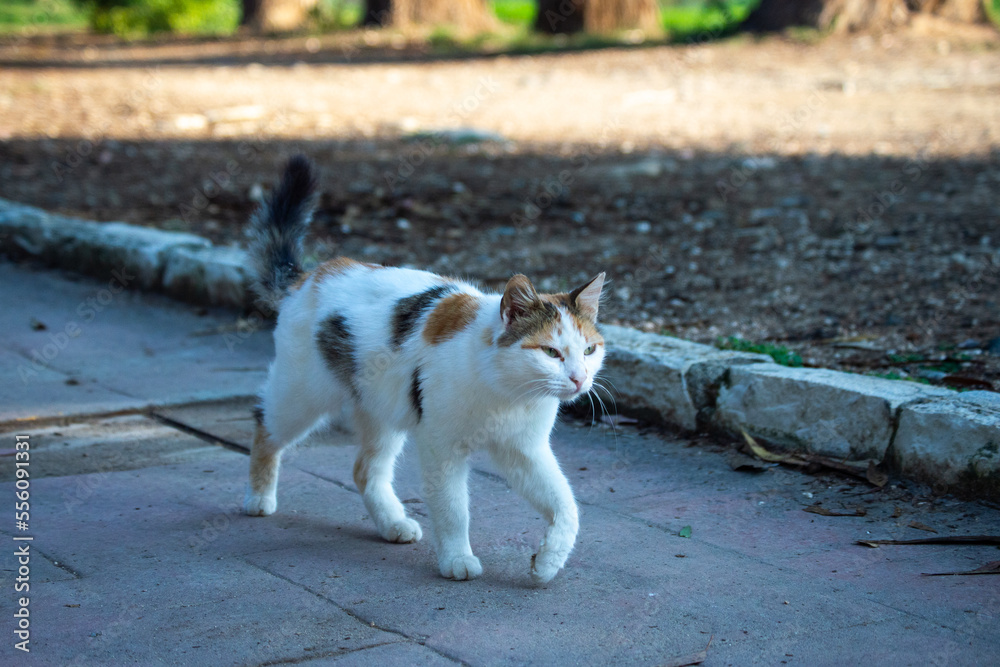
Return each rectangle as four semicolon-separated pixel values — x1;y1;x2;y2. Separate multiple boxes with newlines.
500;274;540;326
568;272;605;322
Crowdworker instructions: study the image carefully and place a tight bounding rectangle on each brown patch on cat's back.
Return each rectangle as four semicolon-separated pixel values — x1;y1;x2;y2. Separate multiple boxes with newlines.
292;257;381;292
423;293;480;344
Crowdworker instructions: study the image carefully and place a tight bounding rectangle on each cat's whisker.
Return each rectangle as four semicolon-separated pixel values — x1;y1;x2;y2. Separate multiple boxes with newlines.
589;387;620;450
591;380;618;416
593;373;621;394
586;390;597;429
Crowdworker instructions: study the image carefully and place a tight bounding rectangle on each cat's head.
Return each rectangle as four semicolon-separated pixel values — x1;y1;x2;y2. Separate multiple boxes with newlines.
494;273;606;402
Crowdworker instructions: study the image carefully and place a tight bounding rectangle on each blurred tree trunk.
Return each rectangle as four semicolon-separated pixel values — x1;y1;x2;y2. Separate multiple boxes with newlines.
909;0;987;23
241;0;317;32
743;0;987;32
534;0;662;35
362;0;495;30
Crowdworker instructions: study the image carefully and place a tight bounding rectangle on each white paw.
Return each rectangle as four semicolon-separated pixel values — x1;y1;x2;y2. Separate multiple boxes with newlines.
440;554;483;581
530;551;564;585
243;492;277;516
381;518;423;544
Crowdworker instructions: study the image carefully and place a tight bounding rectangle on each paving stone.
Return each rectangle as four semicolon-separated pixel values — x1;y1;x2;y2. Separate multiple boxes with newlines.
718;616;995;666
0;415;222;482
715;364;954;460
302;642;460;666
2;409;998;665
0;262;272;422
892;390;1000;497
0;349;140;425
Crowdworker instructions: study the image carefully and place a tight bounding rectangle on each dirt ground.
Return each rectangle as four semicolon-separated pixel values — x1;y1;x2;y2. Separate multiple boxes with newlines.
1;24;999;389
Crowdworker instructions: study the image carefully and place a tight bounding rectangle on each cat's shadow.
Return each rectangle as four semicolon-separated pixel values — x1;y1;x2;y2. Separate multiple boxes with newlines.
224;511;546;590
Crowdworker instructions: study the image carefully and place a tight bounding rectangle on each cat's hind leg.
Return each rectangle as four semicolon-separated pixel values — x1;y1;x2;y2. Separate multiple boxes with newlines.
245;419;283;516
353;408;422;544
244;378;331;517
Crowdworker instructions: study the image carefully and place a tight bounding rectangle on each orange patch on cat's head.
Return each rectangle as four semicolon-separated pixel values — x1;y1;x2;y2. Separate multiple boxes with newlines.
539;293;602;341
423;293;480;345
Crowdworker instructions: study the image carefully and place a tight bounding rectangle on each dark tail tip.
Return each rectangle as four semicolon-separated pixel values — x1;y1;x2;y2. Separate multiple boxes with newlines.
270;155;317;230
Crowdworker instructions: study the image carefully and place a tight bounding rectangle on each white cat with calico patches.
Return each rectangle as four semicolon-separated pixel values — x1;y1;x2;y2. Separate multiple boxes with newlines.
244;156;606;584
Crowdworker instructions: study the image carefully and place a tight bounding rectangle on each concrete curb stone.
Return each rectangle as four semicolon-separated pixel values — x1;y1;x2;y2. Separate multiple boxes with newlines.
1;197;997;499
891;390;1000;495
162;244;254;308
714;364;954;461
600;324;771;431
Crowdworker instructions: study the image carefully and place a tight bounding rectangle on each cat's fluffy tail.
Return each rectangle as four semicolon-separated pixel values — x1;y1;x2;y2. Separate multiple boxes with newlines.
247;155;318;312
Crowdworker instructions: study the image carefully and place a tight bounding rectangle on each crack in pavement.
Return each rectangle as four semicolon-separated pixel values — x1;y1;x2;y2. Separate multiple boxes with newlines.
244;559;468;667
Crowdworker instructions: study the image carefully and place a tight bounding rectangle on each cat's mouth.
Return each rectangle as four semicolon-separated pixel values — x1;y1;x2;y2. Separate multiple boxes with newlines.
557;385;587;401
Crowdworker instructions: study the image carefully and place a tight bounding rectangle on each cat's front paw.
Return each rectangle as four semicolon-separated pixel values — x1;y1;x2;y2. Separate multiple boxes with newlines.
381;518;423;544
439;554;482;581
243;491;277;516
530;551;564;585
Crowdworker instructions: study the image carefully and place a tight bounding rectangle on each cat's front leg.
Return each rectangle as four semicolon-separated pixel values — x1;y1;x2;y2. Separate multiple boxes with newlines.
417;444;482;581
492;444;579;585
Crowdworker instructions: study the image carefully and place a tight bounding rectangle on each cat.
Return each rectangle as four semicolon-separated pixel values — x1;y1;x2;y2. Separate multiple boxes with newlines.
243;155;606;584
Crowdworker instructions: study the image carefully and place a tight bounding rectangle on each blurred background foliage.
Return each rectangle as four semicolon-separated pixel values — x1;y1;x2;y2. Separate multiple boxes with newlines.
0;0;996;41
3;0;755;38
83;0;239;36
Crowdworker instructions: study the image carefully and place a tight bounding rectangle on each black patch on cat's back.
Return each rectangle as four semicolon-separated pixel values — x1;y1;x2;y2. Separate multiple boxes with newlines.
391;285;453;349
410;367;424;422
316;313;359;397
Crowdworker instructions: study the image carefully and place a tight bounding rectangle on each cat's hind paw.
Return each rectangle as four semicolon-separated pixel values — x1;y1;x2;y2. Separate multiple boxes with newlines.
440;554;482;581
243;492;277;516
381;518;423;544
530;551;563;585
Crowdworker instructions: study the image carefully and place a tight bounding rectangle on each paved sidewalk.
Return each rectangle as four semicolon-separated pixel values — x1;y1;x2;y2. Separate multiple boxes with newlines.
2;261;998;666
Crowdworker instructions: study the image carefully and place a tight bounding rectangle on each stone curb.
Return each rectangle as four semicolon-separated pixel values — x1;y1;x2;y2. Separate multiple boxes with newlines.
1;198;997;499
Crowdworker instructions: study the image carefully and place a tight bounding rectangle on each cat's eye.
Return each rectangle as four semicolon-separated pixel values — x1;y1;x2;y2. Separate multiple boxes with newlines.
542;346;561;359
584;345;597;356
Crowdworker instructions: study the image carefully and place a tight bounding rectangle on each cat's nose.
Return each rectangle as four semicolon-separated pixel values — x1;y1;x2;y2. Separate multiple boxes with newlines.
570;375;585;391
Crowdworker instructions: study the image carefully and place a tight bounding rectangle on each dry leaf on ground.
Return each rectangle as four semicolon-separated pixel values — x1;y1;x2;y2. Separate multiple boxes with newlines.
661;636;713;667
922;561;1000;577
856;536;1000;548
726;450;769;472
803;504;867;517
908;521;938;533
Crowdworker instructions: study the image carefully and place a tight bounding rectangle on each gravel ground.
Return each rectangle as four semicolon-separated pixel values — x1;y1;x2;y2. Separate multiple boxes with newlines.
1;25;999;388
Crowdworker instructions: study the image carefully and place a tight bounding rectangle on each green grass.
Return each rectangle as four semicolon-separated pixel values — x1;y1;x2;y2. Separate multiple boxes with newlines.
492;0;534;26
309;0;362;32
661;1;753;39
867;371;931;385
717;336;803;367
0;0;88;34
987;0;1000;30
